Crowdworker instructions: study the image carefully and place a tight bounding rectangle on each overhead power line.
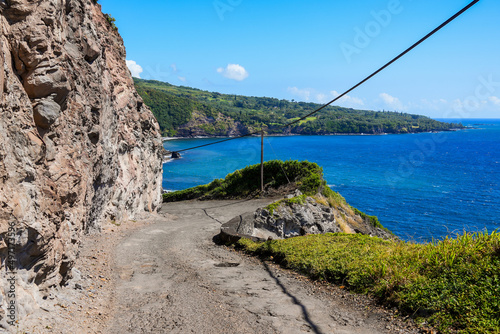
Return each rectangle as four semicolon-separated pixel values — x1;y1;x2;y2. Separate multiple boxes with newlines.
173;0;480;154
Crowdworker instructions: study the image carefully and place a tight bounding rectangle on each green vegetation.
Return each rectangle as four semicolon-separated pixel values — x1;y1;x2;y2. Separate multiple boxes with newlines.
104;13;117;31
265;194;308;215
321;185;347;207
134;78;464;137
298;116;317;125
163;160;326;202
237;231;500;334
351;206;382;229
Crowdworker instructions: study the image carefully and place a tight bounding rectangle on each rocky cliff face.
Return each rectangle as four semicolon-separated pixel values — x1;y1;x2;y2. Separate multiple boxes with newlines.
0;0;162;325
175;110;250;137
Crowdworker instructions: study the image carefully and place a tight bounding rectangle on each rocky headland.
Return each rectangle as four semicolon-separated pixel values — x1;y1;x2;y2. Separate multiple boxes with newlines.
162;160;394;243
134;78;465;138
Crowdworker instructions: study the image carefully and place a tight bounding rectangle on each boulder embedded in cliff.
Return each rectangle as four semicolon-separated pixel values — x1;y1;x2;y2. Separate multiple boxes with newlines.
253;196;342;239
32;97;61;129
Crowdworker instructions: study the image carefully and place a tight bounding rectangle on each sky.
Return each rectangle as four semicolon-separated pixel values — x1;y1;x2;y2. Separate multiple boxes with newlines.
100;0;500;119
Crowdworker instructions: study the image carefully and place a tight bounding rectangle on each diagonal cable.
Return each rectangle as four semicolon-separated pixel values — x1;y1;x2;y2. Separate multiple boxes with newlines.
173;0;480;154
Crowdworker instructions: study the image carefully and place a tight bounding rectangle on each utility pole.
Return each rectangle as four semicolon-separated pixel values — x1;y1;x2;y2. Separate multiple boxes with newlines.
261;130;264;193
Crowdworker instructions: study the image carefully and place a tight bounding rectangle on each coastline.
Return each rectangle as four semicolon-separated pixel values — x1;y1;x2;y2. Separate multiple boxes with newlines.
160;120;499;242
162;128;465;142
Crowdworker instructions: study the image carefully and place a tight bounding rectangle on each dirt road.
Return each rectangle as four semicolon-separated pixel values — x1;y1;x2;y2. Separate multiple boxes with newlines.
103;200;420;334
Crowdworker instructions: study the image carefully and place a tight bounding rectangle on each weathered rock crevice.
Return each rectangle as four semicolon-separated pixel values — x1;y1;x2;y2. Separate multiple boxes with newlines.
0;0;162;326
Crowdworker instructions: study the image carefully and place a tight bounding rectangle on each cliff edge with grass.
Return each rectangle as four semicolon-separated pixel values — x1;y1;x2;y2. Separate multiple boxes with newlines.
163;160;393;241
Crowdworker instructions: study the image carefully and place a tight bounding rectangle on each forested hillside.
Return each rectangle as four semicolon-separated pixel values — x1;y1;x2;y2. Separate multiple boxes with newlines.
134;78;463;137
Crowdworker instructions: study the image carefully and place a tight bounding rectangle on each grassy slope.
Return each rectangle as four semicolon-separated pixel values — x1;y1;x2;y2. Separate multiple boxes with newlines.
237;232;500;334
163;160;325;201
134;78;464;137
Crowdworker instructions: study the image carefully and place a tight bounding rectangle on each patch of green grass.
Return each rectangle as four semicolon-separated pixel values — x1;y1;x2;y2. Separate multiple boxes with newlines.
298;116;317;125
236;231;500;334
321;185;347;207
265;194;308;215
162;180;222;202
350;206;385;230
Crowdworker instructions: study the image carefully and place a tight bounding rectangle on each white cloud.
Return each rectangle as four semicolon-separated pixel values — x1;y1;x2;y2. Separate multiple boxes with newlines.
126;60;143;78
379;93;405;111
286;87;500;118
389;96;500;118
178;76;187;82
315;93;328;103
287;87;365;108
330;90;365;108
412;98;449;111
490;96;500;106
287;87;312;101
217;64;249;81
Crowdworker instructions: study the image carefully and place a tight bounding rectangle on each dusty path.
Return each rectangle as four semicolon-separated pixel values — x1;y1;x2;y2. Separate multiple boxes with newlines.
103;200;421;334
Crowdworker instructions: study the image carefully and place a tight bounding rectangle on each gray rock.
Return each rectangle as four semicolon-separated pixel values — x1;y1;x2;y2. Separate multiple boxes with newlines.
71;268;82;282
222;195;395;241
33;97;61;129
254;197;342;238
285;189;302;199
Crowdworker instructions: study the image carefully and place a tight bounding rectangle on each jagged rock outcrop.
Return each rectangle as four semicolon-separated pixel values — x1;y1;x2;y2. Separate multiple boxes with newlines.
253;196;342;239
221;193;394;243
253;195;394;240
0;0;162;326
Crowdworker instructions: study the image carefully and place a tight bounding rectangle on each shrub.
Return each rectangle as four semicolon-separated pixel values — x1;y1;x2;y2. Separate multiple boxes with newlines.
265;194;307;215
104;13;118;31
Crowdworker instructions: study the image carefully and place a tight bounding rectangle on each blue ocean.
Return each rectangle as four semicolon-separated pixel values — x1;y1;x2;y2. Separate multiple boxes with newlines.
163;119;499;242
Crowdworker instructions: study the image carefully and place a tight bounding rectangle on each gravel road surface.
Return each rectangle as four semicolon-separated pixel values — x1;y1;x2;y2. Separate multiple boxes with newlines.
17;199;423;333
103;200;422;334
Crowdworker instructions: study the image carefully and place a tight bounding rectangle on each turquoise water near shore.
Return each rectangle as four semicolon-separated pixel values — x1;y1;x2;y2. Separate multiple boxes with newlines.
163;119;499;242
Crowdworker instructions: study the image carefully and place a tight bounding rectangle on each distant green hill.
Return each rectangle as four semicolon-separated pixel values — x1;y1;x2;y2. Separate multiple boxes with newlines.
133;78;463;137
